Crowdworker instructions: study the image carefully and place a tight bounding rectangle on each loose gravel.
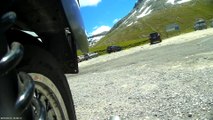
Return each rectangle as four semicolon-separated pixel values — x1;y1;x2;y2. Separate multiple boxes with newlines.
67;28;213;120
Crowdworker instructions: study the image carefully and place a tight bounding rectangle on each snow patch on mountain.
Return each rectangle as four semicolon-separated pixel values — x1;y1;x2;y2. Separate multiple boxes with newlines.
129;10;137;19
127;22;133;27
139;5;146;13
88;35;104;46
166;0;192;5
137;5;153;18
177;0;192;4
123;10;137;25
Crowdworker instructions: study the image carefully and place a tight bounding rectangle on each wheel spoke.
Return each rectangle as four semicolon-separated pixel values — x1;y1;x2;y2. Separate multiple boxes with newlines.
33;88;58;120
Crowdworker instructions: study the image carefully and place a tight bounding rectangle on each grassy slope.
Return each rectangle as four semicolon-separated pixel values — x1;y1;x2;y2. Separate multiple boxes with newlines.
95;1;213;46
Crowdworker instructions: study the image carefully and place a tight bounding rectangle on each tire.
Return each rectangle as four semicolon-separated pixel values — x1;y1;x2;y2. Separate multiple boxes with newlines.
18;45;76;120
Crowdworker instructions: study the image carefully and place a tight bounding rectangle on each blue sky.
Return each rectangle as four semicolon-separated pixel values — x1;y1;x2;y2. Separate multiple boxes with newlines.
79;0;137;36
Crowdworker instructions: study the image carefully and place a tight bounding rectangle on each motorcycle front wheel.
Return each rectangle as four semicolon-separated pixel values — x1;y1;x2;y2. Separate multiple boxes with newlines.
18;45;76;120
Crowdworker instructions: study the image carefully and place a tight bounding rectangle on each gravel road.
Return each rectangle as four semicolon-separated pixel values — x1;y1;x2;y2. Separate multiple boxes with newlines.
67;28;213;120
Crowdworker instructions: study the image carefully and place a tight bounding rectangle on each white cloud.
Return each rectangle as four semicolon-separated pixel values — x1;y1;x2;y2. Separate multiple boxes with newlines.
113;18;121;24
79;0;102;7
90;25;111;35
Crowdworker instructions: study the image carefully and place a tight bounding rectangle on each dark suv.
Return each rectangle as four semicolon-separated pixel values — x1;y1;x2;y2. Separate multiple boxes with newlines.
107;46;122;53
149;32;161;44
194;19;207;30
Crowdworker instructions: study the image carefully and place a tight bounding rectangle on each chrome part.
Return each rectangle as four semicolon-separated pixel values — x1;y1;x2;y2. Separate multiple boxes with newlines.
61;0;89;53
0;12;20;76
0;11;16;32
15;72;35;114
0;42;23;76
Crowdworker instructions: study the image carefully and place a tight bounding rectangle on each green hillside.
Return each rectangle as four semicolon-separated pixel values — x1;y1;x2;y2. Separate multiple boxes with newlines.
95;0;213;48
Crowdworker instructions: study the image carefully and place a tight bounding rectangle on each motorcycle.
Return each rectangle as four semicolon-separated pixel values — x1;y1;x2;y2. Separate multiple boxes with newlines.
0;0;88;119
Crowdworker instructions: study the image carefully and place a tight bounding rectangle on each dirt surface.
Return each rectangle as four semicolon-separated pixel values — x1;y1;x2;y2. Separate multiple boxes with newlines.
67;28;213;120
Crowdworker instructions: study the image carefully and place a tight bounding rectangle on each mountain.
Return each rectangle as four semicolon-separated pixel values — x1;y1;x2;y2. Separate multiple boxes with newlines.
95;0;213;47
88;31;108;46
112;0;193;30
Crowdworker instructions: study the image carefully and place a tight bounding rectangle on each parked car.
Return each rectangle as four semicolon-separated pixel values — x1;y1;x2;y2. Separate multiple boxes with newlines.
88;52;99;58
107;46;122;53
77;54;89;62
77;55;84;62
149;32;162;44
77;52;99;62
84;52;99;60
194;19;207;30
210;19;213;27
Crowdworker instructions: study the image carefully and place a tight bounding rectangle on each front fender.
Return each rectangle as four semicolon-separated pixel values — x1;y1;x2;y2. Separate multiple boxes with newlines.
61;0;89;54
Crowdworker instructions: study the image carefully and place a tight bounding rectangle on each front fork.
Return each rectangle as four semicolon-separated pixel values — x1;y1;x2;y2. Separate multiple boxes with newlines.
0;12;46;120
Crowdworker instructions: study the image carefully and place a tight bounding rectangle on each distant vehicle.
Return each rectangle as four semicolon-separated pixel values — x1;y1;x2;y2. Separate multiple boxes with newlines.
107;46;122;53
149;32;162;44
77;54;90;62
77;52;99;62
78;55;85;62
166;23;180;32
88;52;99;58
210;19;213;27
194;19;207;30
